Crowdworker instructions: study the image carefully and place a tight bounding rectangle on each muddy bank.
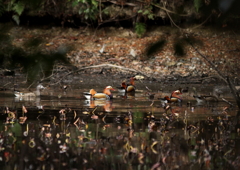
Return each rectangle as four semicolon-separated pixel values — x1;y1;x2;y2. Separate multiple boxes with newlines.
1;25;240;90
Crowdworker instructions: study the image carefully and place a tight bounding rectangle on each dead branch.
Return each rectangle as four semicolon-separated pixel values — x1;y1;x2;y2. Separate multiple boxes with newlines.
187;36;240;113
47;64;151;85
188;42;227;83
96;0;137;7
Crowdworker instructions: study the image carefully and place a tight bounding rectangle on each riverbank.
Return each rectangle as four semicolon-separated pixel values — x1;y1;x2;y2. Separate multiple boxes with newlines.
1;24;240;86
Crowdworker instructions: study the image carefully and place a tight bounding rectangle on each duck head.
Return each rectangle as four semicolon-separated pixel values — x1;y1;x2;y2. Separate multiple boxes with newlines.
121;82;127;89
103;86;115;95
89;89;97;96
173;90;182;95
37;84;45;90
171;90;182;100
130;77;135;86
105;86;115;91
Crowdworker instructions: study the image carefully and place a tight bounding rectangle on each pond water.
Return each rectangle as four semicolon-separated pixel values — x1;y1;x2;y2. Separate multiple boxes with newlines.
0;76;240;170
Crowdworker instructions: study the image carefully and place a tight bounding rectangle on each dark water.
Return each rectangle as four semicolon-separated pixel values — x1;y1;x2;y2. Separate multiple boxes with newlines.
0;81;240;170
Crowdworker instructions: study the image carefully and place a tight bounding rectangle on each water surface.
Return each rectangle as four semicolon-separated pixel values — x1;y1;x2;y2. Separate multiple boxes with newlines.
0;80;239;170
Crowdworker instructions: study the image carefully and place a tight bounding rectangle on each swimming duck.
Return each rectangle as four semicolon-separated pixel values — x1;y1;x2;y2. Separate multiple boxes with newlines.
192;86;218;105
117;82;127;93
118;77;136;93
193;95;218;104
83;86;115;100
126;77;136;92
14;84;45;98
170;90;182;102
159;95;180;105
159;96;171;105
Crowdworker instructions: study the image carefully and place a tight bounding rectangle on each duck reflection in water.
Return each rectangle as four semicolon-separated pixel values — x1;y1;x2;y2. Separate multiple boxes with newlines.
84;100;113;112
117;91;135;99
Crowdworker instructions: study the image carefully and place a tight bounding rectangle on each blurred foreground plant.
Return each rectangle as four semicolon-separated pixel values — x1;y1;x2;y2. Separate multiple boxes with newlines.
0;24;71;83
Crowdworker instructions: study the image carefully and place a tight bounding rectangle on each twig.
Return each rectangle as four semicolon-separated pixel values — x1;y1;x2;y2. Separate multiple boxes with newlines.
163;1;212;31
189;43;227;83
99;0;102;22
136;0;190;17
3;82;11;87
27;81;35;90
222;98;234;106
92;12;137;39
52;0;56;5
138;79;152;91
39;63;45;80
92;4;125;39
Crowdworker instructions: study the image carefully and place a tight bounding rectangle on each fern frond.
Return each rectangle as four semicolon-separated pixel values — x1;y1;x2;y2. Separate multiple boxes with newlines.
194;0;202;12
135;22;146;38
12;15;20;25
13;2;25;15
0;1;5;17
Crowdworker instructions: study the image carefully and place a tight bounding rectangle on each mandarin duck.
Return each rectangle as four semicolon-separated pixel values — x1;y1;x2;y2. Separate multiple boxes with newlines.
117;82;127;93
118;77;136;93
158;96;181;110
158;90;182;107
170;90;182;103
84;86;115;100
159;96;171;106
